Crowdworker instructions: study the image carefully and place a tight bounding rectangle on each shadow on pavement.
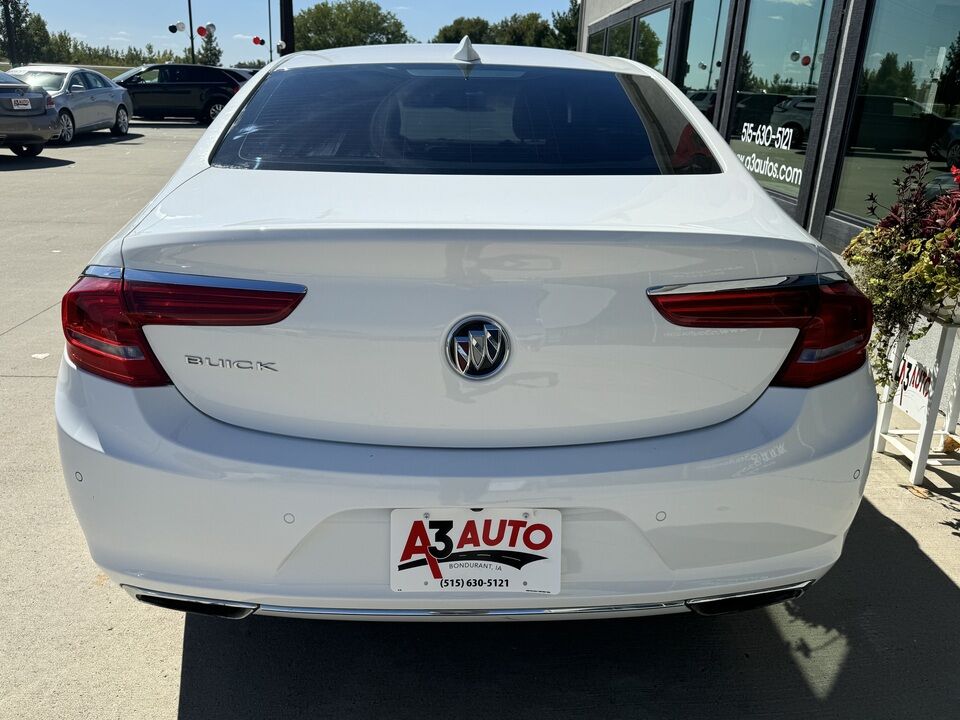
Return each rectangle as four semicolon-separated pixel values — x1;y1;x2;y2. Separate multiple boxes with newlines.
886;455;960;534
130;120;203;130
0;154;74;170
57;131;145;148
176;500;960;719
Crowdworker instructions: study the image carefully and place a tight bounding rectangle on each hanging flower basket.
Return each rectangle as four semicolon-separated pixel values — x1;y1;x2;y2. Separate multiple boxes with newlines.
843;162;960;389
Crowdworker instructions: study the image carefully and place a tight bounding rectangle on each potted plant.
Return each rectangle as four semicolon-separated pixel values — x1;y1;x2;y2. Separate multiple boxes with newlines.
842;162;960;388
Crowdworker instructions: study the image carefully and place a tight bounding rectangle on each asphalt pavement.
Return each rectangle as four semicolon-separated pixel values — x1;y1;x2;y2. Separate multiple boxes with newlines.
1;123;958;719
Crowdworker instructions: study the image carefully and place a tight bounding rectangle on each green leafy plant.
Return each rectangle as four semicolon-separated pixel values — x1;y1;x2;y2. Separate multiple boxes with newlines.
843;162;960;388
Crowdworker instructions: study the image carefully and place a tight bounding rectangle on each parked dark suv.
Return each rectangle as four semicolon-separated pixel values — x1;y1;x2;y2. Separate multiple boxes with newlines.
768;94;953;156
113;64;246;124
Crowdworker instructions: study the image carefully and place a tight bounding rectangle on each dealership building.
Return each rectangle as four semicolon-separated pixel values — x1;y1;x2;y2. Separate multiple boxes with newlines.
578;0;960;253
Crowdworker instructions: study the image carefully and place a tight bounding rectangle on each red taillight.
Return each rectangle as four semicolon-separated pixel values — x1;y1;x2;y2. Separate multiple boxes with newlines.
772;281;873;387
649;279;872;388
123;280;305;326
649;286;819;329
62;271;305;386
62;276;170;387
45;95;55;109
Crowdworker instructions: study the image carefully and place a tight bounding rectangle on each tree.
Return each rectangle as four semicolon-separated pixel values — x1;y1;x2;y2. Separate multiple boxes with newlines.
767;73;802;94
45;29;71;63
197;27;222;66
737;51;759;92
432;16;490;44
235;58;267;69
633;20;661;69
0;0;31;65
862;52;917;98
21;11;49;62
551;0;579;51
295;0;412;51
489;13;557;48
938;30;960;112
0;1;194;67
430;5;579;50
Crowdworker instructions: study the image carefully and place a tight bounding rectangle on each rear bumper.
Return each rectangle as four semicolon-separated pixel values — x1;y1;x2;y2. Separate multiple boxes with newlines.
56;357;875;619
0;110;60;145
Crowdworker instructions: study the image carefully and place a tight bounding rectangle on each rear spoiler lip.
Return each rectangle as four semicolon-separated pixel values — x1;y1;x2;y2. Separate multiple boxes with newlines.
647;271;849;296
82;264;308;295
0;82;45;93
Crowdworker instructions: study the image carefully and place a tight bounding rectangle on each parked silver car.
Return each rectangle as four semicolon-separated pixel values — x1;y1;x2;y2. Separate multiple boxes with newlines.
7;65;132;144
0;70;60;156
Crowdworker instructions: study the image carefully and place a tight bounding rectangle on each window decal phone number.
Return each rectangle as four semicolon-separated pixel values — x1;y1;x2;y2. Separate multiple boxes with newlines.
741;122;794;150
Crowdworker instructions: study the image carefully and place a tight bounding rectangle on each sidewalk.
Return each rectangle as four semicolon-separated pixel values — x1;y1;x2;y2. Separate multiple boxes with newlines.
867;405;960;584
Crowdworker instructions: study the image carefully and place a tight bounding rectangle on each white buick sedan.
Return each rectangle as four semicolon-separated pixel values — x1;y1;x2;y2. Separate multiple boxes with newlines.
56;42;876;621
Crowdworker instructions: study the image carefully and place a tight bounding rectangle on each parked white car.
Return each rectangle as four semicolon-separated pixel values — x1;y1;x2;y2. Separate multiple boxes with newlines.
56;42;876;621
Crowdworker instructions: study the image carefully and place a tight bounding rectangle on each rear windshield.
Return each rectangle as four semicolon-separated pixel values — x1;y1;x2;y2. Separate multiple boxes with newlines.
0;71;23;84
8;70;65;91
223;69;252;82
212;64;721;175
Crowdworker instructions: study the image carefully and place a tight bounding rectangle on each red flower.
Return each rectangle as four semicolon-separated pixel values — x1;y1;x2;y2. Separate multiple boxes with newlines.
953;165;960;185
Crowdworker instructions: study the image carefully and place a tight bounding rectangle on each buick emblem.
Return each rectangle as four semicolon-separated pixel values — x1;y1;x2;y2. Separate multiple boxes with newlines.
446;316;509;379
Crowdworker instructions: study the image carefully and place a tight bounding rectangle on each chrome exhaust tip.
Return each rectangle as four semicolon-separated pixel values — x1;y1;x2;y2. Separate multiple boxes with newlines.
122;585;258;620
684;580;813;616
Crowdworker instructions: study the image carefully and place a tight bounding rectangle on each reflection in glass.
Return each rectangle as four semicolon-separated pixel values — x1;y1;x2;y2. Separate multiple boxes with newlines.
834;0;960;218
678;0;730;119
633;8;671;73
608;20;632;59
727;0;833;198
588;31;604;55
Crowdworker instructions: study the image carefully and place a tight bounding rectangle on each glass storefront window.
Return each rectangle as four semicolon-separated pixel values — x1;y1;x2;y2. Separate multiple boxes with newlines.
677;0;730;119
834;0;960;218
633;8;671;74
588;31;605;55
607;20;632;59
727;0;833;198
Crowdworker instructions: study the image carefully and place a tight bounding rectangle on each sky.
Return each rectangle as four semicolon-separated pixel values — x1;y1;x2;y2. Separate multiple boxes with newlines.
25;0;572;65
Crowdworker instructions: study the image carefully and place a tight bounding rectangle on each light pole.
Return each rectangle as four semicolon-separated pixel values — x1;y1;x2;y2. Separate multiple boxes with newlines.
808;0;827;88
707;1;723;90
280;0;294;55
268;0;274;62
187;0;196;64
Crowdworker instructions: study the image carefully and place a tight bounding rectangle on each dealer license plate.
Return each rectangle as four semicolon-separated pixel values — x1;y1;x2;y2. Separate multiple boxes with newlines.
11;98;31;110
390;508;561;594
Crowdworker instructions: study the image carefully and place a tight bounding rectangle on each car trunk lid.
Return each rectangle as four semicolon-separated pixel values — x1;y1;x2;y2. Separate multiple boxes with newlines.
120;169;821;448
0;84;47;117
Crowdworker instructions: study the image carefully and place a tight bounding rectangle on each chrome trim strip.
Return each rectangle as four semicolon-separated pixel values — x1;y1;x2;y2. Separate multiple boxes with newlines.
684;580;813;608
122;583;686;618
82;264;122;279
123;268;307;294
80;265;307;294
121;585;259;617
123;580;815;620
647;273;848;296
256;601;687;618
